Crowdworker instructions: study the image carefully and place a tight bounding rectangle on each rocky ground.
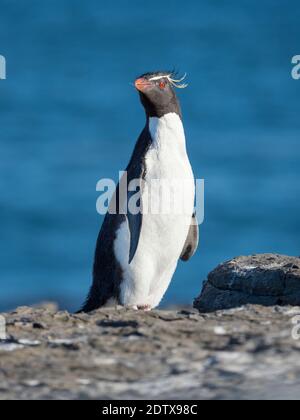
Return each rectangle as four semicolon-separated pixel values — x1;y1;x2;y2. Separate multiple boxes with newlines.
2;254;300;400
1;303;300;400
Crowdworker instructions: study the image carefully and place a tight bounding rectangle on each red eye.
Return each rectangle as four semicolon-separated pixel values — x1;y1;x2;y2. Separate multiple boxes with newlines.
159;81;166;89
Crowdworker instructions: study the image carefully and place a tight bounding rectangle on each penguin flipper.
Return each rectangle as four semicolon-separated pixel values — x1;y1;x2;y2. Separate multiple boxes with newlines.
125;125;152;264
127;194;143;264
180;213;199;261
126;172;144;264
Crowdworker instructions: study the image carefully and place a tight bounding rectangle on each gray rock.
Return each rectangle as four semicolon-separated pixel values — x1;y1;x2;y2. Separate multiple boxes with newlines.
194;254;300;313
1;303;300;400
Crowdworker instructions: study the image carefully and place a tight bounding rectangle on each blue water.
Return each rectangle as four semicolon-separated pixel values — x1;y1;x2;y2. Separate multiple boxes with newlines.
0;0;300;312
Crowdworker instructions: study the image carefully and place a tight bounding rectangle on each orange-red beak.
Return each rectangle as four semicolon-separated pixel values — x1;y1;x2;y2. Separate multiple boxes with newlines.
135;78;152;92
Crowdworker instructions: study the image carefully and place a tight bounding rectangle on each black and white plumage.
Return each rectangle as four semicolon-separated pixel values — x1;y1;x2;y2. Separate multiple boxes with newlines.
80;71;199;312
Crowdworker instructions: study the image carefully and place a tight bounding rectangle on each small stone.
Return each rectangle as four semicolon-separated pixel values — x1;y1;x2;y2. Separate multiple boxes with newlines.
48;338;79;350
54;312;70;322
76;379;91;385
0;342;24;352
23;380;42;388
93;357;117;366
284;307;300;316
18;339;41;347
33;322;46;329
214;326;227;336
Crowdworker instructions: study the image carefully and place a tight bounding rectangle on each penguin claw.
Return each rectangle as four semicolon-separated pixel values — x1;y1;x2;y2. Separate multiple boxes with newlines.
126;304;152;311
137;304;152;311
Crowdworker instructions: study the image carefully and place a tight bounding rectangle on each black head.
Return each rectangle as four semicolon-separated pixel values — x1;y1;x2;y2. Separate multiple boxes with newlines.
135;71;187;119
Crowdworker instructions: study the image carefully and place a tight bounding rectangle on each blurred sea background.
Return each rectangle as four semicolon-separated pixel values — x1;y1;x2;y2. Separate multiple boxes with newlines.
0;0;300;312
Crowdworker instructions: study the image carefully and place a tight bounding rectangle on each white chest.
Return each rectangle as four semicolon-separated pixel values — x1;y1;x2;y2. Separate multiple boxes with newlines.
144;113;195;216
139;113;195;260
146;113;193;181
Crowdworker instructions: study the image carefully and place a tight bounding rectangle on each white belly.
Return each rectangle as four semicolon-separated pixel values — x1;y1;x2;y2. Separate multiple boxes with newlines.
114;113;195;308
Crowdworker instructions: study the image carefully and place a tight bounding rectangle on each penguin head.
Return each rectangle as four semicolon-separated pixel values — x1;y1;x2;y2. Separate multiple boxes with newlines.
135;71;187;119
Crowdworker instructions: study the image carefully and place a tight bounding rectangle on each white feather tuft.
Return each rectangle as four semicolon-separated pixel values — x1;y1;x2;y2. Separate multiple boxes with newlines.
149;73;188;89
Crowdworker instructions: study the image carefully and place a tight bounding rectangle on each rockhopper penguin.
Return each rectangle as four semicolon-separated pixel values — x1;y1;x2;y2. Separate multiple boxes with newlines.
80;71;199;312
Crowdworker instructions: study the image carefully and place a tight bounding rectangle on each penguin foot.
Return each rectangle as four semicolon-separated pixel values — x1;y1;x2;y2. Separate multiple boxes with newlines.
137;304;152;311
